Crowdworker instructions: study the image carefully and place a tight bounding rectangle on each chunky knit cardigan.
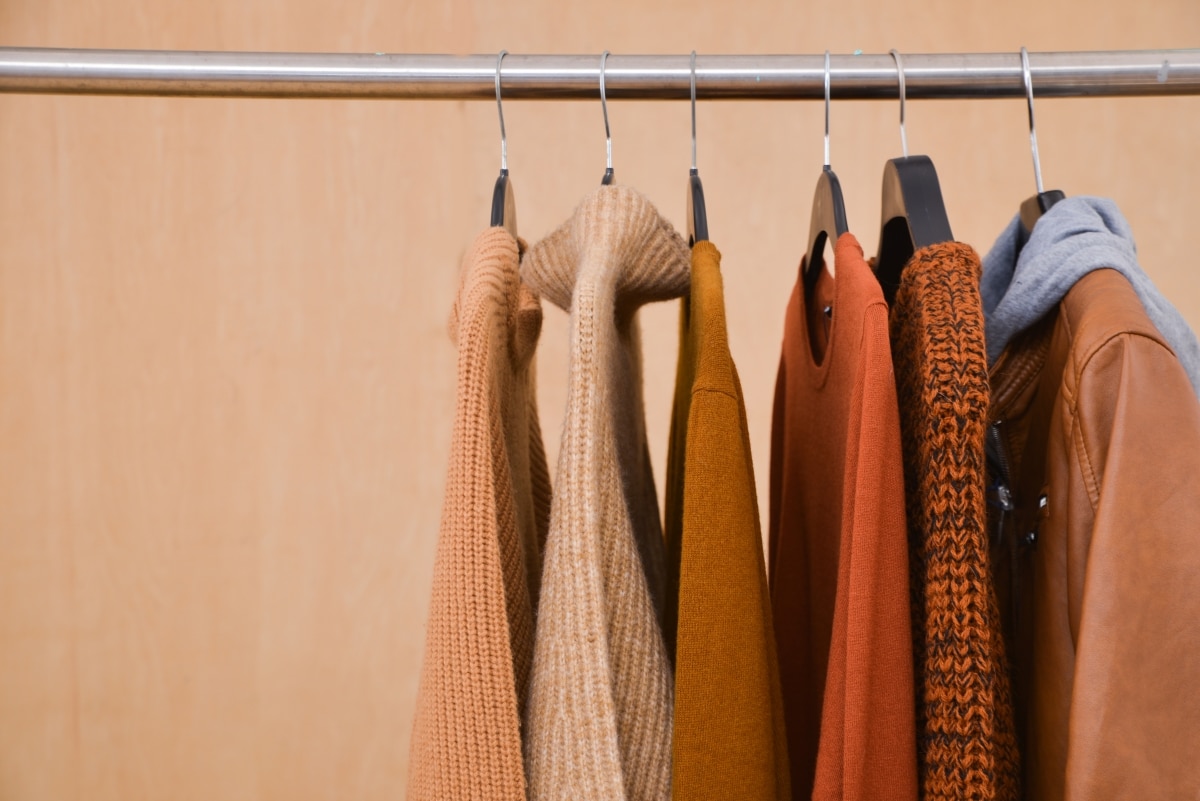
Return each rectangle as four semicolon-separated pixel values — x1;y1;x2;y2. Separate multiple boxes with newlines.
888;242;1020;801
664;241;791;801
521;185;689;801
407;228;551;801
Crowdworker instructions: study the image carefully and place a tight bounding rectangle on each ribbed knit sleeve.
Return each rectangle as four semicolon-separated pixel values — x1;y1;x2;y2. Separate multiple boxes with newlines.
521;185;689;801
889;242;1020;801
407;227;549;801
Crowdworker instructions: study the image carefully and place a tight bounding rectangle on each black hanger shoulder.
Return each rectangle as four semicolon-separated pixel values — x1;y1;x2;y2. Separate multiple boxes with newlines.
805;166;849;289
1020;189;1066;238
875;155;953;302
687;168;708;246
490;168;517;239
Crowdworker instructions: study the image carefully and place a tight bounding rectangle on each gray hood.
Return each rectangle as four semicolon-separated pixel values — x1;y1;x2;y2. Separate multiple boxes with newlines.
981;195;1200;396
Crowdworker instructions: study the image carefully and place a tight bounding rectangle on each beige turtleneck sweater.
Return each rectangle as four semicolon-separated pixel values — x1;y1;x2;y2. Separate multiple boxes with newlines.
521;185;690;801
407;227;550;801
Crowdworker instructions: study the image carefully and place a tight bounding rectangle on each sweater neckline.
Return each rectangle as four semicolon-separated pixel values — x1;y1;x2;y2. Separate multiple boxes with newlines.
792;234;863;387
520;185;691;315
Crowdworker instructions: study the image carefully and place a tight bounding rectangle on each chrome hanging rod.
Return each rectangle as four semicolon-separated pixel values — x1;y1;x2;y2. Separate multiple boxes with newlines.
0;48;1197;100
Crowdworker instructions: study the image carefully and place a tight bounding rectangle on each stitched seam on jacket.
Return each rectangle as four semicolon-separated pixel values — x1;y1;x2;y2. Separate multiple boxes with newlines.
1066;391;1098;509
993;352;1044;419
1070;329;1175;509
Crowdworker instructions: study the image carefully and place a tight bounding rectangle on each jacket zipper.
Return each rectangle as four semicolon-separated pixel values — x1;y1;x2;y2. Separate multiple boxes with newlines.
986;419;1023;637
986;421;1015;548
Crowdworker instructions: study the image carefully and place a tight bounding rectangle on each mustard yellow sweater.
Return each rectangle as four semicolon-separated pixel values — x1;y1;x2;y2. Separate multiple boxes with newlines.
664;241;791;801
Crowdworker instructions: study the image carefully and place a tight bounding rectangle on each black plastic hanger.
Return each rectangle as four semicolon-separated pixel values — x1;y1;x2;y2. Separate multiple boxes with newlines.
805;51;849;290
599;50;615;185
875;50;953;302
1017;47;1065;239
686;51;708;245
489;50;517;238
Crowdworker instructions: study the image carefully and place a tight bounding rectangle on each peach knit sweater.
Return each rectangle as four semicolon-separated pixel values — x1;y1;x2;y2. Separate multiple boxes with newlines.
521;186;689;801
407;228;550;801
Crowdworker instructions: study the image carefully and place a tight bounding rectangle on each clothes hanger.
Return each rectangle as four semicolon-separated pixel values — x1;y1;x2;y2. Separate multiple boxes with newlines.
599;50;615;186
805;50;849;290
686;50;708;245
1018;46;1065;238
875;48;953;303
489;50;517;238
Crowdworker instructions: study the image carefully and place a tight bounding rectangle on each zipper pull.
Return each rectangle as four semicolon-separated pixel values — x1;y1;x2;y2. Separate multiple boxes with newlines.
995;482;1015;512
986;421;1016;547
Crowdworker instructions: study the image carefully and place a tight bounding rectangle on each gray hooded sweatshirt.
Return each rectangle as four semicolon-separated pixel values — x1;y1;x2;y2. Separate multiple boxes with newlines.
981;195;1200;396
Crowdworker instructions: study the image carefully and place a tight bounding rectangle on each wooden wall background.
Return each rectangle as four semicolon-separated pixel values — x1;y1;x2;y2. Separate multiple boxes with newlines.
1;1;1197;798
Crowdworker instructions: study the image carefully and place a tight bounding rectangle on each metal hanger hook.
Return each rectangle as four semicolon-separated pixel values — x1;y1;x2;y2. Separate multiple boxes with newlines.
495;50;508;172
1021;47;1045;194
823;50;832;168
890;49;908;158
600;50;612;173
690;51;698;172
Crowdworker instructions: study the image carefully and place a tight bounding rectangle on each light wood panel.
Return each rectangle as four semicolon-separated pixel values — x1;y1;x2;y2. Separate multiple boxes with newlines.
1;1;1198;797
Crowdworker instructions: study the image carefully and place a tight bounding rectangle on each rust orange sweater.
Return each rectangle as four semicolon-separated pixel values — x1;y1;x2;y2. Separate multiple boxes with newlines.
769;233;918;801
664;241;791;801
889;243;1020;801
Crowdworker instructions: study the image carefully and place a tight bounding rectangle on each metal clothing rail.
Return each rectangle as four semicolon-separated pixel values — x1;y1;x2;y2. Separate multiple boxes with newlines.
0;48;1198;100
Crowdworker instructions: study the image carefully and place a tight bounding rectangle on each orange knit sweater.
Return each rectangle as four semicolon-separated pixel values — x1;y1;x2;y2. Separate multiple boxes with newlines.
407;228;550;801
664;241;791;801
888;243;1019;801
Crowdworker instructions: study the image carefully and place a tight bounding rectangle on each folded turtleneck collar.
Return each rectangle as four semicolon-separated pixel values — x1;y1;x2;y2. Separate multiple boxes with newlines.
982;195;1200;396
521;185;690;314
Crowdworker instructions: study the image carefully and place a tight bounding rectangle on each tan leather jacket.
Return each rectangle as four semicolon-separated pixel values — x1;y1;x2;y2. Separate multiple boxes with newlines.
986;268;1200;801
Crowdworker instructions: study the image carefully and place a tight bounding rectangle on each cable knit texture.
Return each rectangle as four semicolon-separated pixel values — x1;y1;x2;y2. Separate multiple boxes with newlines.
521;185;689;801
889;243;1020;801
664;241;792;801
407;227;551;801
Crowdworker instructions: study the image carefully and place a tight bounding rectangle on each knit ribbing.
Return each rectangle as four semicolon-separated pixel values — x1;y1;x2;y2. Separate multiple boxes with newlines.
408;228;550;801
521;185;689;801
889;243;1020;801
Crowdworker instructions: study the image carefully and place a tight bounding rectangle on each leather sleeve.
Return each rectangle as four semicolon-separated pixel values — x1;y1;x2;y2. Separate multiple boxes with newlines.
1058;330;1200;800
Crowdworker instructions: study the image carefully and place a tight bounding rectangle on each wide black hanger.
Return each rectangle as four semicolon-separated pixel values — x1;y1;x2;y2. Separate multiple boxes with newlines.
876;158;953;301
1020;190;1065;236
1017;47;1065;239
805;52;849;290
490;50;517;238
875;50;953;303
686;52;708;245
599;50;615;185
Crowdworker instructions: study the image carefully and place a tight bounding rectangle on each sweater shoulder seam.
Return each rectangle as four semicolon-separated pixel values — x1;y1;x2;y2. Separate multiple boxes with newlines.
690;385;740;404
